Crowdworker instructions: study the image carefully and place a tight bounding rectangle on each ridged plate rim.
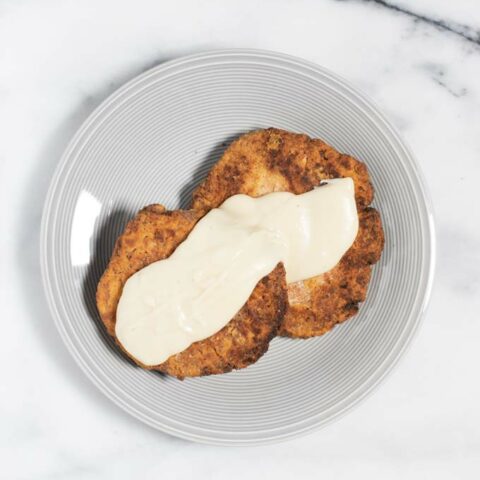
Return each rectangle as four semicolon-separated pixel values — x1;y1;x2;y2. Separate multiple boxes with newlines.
40;49;436;445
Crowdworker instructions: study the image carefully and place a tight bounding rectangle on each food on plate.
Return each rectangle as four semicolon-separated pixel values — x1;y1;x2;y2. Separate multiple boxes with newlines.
96;128;384;378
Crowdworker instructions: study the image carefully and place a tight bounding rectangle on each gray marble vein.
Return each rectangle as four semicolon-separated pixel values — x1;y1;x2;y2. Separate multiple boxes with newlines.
346;0;480;45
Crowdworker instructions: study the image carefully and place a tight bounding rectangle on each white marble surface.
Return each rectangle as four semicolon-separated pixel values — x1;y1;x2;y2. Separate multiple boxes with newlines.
1;0;479;478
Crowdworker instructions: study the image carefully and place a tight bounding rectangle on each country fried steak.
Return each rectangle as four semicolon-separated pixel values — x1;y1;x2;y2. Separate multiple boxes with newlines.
96;205;287;379
192;128;384;338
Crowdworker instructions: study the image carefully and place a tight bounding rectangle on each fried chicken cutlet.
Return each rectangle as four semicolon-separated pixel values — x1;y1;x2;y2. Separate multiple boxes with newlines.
192;128;384;338
96;205;287;379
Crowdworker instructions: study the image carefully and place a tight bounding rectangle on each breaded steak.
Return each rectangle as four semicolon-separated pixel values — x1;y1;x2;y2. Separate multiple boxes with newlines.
96;204;287;379
192;128;384;338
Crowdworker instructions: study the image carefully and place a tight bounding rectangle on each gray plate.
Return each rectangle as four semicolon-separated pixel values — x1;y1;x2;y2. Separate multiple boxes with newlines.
40;49;435;445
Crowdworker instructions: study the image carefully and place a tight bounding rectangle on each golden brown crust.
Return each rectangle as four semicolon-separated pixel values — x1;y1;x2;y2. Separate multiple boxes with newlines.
96;204;287;379
191;128;384;338
193;128;374;211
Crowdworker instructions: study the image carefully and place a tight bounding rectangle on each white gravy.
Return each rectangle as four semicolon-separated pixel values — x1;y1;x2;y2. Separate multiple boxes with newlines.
115;178;358;365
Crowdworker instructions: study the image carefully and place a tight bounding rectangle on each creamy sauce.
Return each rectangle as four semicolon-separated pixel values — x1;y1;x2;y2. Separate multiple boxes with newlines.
116;178;358;366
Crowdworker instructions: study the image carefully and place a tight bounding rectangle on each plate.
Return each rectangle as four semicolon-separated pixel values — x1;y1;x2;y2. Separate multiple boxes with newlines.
41;49;435;445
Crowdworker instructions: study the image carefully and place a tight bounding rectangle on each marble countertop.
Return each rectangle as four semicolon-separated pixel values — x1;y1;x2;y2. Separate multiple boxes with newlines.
1;0;479;478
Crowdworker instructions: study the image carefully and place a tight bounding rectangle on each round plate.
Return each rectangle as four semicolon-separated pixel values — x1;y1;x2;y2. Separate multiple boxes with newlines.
41;49;435;445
